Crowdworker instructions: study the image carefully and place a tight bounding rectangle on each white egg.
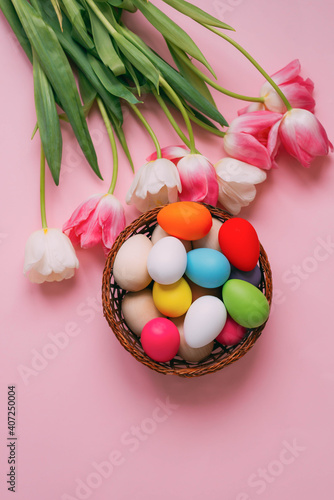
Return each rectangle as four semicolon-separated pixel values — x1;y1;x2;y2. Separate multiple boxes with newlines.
147;236;187;285
122;289;163;336
192;218;223;251
113;234;152;291
151;224;192;252
171;316;214;362
184;296;227;348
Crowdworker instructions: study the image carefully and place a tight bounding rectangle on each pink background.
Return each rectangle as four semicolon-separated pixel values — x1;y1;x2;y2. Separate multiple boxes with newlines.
1;1;334;499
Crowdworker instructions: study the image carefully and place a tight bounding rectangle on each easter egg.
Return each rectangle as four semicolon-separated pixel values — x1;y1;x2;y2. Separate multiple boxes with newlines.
184;296;227;348
151;224;192;252
121;289;163;337
218;218;260;271
152;278;192;317
147;237;187;285
171;316;214;362
229;264;262;287
186;248;230;288
157;201;212;241
192;218;223;251
222;279;270;329
186;278;222;302
216;315;247;346
141;318;180;362
113;234;152;291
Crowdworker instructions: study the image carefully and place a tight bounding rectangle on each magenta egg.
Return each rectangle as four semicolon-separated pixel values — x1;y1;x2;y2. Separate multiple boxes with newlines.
216;315;247;346
141;318;180;362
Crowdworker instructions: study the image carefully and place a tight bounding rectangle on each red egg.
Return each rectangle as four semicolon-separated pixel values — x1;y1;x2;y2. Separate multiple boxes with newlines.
218;218;260;271
216;315;246;346
141;318;180;362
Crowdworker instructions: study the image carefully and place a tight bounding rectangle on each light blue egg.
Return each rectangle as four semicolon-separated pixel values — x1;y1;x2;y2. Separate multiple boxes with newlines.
186;248;231;288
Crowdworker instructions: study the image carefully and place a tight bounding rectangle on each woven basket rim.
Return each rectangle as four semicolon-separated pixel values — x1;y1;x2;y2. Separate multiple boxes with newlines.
102;204;272;378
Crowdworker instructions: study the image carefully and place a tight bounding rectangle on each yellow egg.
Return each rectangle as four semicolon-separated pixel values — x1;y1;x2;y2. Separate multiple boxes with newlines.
152;278;192;317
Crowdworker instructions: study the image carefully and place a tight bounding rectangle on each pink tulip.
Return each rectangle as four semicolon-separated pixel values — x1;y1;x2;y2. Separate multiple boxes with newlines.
224;111;282;169
63;193;126;256
146;145;190;165
176;154;219;205
239;59;315;115
279;108;333;167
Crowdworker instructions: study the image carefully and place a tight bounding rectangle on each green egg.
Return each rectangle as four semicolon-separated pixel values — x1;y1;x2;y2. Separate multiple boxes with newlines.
222;279;269;329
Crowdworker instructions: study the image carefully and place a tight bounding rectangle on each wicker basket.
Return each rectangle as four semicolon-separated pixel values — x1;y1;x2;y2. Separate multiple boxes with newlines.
102;205;272;378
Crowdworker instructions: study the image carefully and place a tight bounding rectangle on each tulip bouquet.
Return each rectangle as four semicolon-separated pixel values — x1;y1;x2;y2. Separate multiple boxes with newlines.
1;0;332;284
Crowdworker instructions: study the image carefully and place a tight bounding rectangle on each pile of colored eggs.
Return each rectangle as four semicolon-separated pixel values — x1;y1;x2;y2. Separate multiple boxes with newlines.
113;202;270;364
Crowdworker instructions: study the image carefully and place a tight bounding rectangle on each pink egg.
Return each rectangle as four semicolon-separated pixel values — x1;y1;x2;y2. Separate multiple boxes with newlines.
216;315;247;346
141;318;180;362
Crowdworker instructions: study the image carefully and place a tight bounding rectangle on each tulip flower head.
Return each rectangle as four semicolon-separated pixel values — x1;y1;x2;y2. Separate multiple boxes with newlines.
260;59;315;114
223;110;283;169
215;158;267;214
126;158;182;212
63;193;126;256
24;228;79;284
146;145;190;165
279;108;333;167
176;154;219;205
239;59;315;115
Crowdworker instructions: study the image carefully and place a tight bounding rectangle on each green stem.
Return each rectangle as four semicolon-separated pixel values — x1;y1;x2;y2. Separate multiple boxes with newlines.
128;102;162;159
205;27;292;111
153;90;201;153
40;145;47;229
159;76;196;154
97;97;118;195
188;113;226;136
85;0;117;35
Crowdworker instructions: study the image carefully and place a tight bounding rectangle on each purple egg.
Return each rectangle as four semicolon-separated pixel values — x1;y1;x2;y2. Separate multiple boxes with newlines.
229;265;262;287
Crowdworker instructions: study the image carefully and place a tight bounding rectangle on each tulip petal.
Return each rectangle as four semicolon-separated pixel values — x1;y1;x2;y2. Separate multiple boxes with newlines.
228;110;282;134
279;82;315;112
280;109;333;167
224;132;273;169
146;145;190;163
271;59;301;85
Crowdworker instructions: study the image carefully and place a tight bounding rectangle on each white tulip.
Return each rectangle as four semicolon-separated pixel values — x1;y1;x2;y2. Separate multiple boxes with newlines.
126;159;182;212
215;158;267;214
24;228;79;284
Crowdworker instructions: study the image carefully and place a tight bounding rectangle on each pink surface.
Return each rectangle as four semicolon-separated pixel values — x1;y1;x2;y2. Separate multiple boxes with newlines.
1;1;334;499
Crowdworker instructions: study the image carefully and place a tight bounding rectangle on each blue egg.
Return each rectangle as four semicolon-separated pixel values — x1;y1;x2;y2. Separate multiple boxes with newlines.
229;264;262;287
186;248;231;288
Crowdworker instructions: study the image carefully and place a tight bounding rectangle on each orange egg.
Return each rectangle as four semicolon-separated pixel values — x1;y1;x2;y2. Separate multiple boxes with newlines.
157;202;212;241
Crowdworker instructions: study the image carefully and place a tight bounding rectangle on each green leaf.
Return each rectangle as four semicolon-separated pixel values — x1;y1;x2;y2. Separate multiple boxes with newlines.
166;40;216;108
123;59;141;96
60;0;94;50
50;0;62;30
161;0;234;31
78;69;97;107
0;0;32;61
87;53;140;104
88;8;126;75
36;4;123;123
120;26;228;126
113;31;160;89
11;0;101;178
131;0;215;77
33;49;62;185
